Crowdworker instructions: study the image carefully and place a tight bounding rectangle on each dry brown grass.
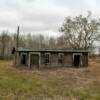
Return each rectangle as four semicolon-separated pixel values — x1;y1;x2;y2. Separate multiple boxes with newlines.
0;58;100;100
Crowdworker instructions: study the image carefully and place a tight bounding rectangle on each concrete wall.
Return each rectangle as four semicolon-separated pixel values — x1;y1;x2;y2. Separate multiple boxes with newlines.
64;53;73;67
82;52;88;67
15;51;88;68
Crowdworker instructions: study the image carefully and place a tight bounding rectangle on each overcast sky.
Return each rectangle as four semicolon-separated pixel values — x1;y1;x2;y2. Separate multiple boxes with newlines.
0;0;100;37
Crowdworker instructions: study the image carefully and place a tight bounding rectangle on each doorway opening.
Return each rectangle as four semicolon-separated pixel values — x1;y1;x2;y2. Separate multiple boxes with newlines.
74;55;81;67
30;54;39;68
21;54;27;65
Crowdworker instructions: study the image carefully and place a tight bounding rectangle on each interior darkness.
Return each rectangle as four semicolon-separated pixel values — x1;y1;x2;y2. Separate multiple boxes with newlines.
59;54;64;64
74;55;80;66
21;55;26;65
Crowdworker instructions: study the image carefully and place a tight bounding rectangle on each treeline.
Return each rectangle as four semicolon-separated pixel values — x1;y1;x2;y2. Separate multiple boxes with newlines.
1;12;100;59
0;31;66;59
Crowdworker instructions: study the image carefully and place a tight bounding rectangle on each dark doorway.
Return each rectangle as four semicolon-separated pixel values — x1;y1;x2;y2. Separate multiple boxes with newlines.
74;55;80;67
21;54;27;65
30;54;39;68
58;53;64;64
45;53;50;64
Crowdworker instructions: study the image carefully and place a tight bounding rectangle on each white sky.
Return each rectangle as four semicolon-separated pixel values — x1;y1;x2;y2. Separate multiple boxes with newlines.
0;0;100;37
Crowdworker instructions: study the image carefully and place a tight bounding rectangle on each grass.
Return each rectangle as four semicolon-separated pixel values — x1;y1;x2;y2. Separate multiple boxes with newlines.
0;58;99;99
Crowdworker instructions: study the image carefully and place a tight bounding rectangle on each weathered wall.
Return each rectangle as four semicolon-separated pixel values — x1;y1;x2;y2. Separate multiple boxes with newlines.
16;51;88;68
15;52;20;66
82;53;88;67
51;53;58;66
64;53;73;67
40;52;59;67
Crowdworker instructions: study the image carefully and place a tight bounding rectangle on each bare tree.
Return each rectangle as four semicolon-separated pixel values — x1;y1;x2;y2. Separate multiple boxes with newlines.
38;34;45;49
0;31;10;59
60;12;100;49
57;35;66;49
49;37;57;49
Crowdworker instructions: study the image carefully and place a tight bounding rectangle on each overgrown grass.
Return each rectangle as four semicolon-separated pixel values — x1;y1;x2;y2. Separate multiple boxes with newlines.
0;60;100;99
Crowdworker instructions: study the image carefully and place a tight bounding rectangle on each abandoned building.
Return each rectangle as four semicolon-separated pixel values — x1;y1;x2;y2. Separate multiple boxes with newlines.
15;48;89;68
